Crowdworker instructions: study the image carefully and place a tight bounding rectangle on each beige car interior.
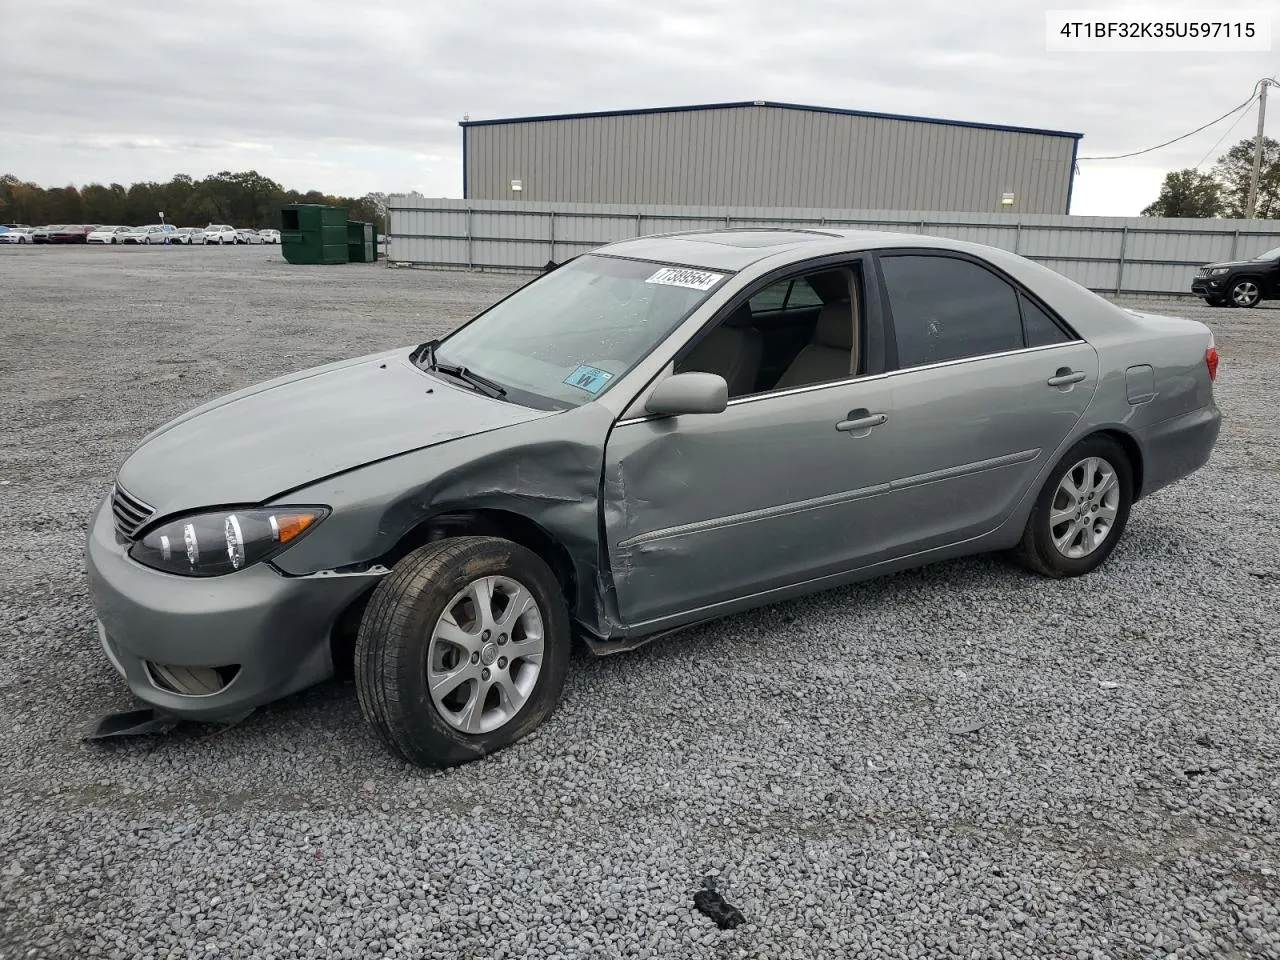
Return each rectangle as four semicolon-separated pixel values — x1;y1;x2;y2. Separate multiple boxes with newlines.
678;303;763;398
678;266;862;397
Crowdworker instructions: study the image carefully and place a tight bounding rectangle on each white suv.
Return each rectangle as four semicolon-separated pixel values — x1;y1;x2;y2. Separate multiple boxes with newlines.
203;225;239;245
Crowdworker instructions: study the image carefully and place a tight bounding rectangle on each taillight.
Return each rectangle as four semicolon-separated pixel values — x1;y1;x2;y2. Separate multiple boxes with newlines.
1205;345;1219;382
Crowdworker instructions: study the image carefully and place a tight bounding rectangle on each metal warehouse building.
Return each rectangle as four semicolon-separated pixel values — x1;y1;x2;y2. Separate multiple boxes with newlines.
460;101;1083;215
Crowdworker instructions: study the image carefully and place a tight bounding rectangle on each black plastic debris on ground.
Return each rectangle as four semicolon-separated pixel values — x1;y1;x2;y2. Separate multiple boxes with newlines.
693;877;746;930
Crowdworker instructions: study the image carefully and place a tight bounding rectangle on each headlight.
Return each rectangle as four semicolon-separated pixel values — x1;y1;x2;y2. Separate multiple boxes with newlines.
1210;267;1229;276
128;507;329;577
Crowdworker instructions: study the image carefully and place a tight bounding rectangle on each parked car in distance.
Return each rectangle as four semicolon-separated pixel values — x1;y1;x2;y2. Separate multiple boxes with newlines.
88;226;131;244
258;229;281;244
168;227;201;245
85;229;1223;767
0;227;35;244
1191;245;1280;307
119;224;176;245
48;224;95;243
235;228;263;245
203;225;239;245
31;225;64;244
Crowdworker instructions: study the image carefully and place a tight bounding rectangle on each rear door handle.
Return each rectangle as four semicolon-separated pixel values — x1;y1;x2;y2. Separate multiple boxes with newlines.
836;412;888;433
1047;369;1087;387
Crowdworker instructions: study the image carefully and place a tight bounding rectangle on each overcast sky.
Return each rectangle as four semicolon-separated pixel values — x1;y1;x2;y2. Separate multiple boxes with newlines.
2;0;1276;215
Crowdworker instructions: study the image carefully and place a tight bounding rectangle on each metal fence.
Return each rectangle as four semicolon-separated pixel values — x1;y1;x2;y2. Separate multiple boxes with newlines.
387;196;1280;296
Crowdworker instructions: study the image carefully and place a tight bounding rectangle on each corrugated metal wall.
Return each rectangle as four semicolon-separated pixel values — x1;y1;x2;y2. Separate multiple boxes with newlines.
463;105;1076;214
387;196;1280;296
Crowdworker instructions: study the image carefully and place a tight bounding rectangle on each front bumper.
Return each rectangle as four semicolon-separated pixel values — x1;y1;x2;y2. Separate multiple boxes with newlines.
1191;276;1226;297
84;495;380;720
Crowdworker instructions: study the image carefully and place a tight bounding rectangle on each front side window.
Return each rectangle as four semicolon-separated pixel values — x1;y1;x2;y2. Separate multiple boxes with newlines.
879;254;1025;368
435;255;729;409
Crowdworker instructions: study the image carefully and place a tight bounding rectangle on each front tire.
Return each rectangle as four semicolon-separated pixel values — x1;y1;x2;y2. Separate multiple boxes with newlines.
1229;278;1261;308
1013;435;1133;579
355;536;571;768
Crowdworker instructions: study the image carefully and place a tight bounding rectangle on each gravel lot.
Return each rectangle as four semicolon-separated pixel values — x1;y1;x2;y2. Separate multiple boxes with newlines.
1;245;1277;959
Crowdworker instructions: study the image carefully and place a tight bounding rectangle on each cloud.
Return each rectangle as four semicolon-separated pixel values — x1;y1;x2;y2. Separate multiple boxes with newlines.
1;0;1276;213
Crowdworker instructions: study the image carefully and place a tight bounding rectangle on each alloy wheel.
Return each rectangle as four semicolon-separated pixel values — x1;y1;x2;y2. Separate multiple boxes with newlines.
427;575;545;734
1232;280;1260;307
1049;456;1121;559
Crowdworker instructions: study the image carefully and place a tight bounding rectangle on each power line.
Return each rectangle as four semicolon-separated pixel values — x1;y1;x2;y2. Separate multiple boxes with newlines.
1078;79;1273;161
1195;93;1259;169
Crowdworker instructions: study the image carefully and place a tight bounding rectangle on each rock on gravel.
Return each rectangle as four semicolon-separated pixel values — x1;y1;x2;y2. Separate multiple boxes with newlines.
1;249;1278;959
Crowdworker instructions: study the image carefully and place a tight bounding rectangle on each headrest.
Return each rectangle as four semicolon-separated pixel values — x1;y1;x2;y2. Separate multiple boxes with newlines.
813;300;852;349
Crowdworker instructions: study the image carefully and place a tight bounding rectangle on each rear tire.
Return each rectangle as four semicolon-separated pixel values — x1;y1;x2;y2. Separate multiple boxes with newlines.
1013;435;1133;579
355;536;570;768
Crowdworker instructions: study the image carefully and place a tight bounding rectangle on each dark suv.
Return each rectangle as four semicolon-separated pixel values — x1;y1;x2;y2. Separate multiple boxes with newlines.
1191;246;1280;307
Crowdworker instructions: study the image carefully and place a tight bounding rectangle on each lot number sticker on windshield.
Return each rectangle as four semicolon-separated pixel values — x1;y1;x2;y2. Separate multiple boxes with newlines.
563;364;615;394
645;267;724;291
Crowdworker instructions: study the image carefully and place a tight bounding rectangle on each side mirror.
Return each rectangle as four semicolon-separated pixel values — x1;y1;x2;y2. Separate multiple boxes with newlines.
645;372;728;416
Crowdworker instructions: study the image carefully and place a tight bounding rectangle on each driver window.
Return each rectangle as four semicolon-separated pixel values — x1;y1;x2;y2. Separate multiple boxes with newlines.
674;265;864;398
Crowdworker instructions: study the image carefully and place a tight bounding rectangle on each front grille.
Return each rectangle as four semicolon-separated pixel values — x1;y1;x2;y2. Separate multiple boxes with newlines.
111;484;155;540
1195;267;1209;278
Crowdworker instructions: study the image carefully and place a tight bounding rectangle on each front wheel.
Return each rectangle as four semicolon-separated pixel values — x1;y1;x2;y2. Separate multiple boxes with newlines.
1013;435;1133;578
1230;278;1261;308
355;536;571;768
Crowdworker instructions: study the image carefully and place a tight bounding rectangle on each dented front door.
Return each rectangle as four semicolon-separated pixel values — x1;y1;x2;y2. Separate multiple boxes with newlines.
601;380;900;629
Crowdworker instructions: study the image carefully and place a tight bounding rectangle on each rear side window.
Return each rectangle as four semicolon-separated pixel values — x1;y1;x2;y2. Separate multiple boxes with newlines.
786;277;824;307
748;276;824;313
879;254;1025;368
749;280;789;312
1019;293;1072;347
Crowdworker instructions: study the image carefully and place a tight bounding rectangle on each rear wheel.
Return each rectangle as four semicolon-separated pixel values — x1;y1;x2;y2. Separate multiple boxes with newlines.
1013;435;1133;578
1230;278;1261;307
355;536;570;768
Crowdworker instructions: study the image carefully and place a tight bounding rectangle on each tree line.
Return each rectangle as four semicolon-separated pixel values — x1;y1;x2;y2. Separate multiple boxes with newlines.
0;171;387;231
1142;136;1280;218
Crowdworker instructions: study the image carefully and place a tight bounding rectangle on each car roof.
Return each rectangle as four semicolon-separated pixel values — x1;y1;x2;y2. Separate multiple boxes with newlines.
594;228;1010;272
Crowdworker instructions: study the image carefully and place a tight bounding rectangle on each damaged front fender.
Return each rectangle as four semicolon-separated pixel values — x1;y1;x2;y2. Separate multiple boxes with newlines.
266;402;625;639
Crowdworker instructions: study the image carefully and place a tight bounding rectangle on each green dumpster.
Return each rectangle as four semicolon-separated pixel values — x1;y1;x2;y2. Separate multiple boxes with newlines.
281;204;348;265
346;220;375;263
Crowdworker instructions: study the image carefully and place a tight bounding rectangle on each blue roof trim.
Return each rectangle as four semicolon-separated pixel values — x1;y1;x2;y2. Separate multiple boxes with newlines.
458;100;1084;140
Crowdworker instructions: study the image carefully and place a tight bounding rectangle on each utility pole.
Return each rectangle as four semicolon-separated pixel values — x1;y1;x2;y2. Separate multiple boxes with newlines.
1245;79;1270;219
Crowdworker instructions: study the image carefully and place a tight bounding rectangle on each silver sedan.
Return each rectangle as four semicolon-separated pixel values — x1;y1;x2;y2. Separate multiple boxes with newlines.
85;229;1221;765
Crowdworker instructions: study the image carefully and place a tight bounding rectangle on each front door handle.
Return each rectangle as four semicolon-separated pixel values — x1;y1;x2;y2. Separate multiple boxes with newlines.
836;411;888;433
1047;368;1087;387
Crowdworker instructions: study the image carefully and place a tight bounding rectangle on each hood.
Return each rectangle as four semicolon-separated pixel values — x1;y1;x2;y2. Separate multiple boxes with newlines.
1201;259;1266;269
116;349;554;518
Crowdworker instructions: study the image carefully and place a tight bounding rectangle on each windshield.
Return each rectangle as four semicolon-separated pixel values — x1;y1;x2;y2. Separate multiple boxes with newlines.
433;254;729;408
1253;246;1280;260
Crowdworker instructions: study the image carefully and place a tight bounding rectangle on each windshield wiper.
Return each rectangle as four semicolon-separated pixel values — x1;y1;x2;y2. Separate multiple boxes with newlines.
434;361;507;399
412;338;441;370
412;338;507;399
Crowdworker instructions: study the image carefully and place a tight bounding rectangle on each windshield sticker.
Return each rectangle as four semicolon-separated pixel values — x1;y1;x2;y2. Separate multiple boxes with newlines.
563;364;614;395
645;266;725;291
